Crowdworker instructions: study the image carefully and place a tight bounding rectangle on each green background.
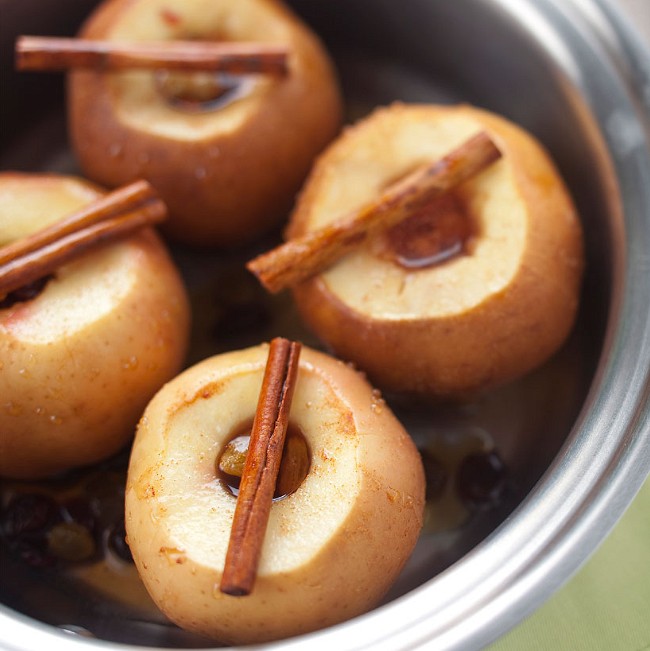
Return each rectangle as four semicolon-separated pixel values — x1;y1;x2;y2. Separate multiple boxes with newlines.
490;477;650;651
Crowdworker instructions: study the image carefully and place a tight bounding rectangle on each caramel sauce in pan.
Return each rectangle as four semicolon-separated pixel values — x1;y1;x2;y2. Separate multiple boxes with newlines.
379;191;476;269
216;420;311;500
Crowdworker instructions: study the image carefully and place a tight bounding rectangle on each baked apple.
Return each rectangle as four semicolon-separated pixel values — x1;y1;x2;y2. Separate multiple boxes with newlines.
287;103;585;397
68;0;343;247
0;172;190;479
125;343;425;644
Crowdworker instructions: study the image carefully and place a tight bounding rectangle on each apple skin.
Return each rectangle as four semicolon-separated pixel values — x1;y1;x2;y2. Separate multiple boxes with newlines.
125;343;425;644
288;103;585;398
0;172;191;479
68;0;343;248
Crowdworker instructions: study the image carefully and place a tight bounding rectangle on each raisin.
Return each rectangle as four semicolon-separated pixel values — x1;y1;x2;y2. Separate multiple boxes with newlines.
1;493;59;539
456;450;507;509
15;539;57;569
107;519;133;563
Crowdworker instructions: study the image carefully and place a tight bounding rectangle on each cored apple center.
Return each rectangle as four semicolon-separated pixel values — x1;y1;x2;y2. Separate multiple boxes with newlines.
216;418;311;500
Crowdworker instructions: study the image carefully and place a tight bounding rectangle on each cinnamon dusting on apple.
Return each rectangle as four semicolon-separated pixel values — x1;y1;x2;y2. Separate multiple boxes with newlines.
160;8;182;27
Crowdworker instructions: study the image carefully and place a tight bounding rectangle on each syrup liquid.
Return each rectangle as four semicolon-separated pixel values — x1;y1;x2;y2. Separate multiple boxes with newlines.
154;70;258;114
216;420;311;500
380;191;475;269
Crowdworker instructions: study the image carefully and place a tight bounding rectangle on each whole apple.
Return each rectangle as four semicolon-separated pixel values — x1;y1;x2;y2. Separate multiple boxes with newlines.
288;103;585;398
0;172;191;479
68;0;343;247
125;343;425;644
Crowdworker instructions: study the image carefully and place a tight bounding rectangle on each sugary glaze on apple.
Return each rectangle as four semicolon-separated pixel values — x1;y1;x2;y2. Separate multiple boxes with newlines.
68;0;344;246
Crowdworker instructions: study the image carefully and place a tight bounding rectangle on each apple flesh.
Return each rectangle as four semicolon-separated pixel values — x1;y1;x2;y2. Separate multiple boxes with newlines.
288;103;585;398
68;0;343;247
125;343;425;644
0;172;191;479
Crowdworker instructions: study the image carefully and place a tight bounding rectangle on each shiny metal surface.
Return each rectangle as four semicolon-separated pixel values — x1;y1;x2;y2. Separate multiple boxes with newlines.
0;0;649;649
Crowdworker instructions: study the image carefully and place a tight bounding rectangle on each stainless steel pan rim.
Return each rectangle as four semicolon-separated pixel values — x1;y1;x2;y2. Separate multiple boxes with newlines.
0;0;649;649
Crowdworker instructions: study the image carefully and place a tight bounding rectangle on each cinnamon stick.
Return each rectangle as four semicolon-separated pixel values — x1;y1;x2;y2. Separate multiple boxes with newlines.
0;182;166;299
16;36;289;76
0;180;156;267
220;338;302;597
247;131;502;293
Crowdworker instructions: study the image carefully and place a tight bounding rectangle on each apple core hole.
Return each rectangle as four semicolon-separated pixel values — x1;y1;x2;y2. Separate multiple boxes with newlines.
216;420;311;500
154;70;257;114
0;274;54;310
377;191;478;269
